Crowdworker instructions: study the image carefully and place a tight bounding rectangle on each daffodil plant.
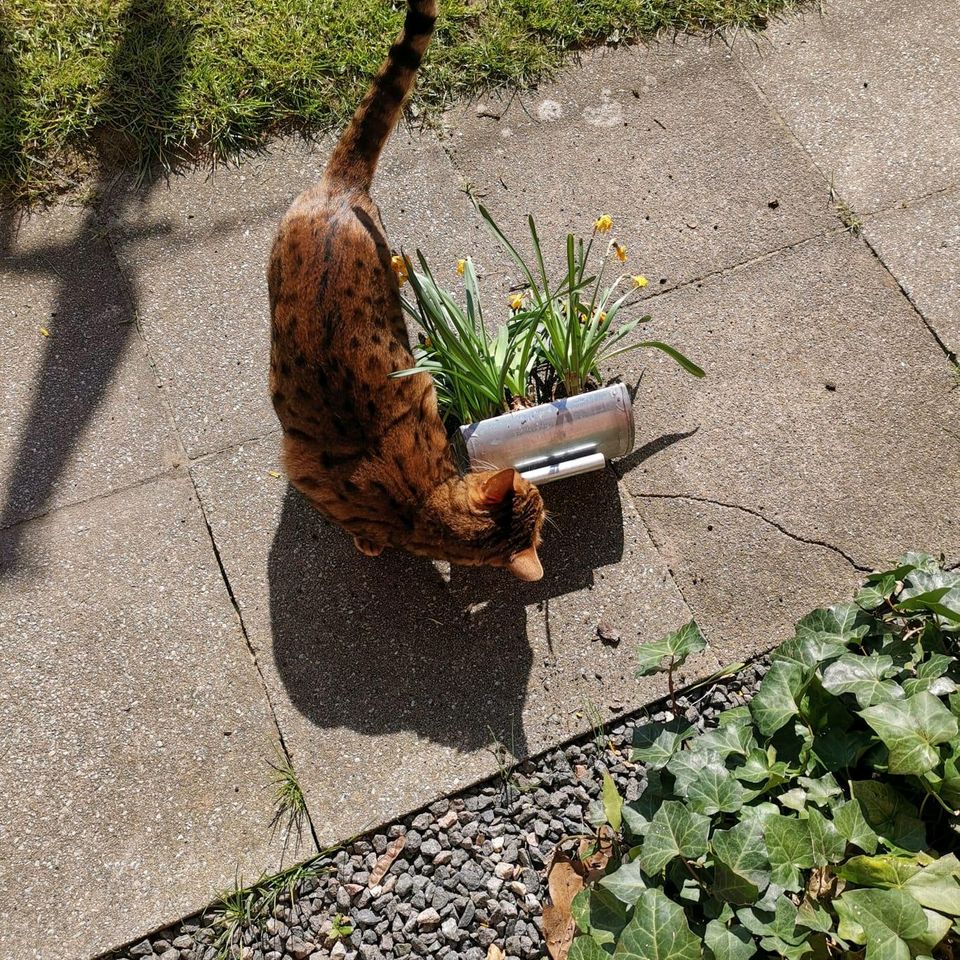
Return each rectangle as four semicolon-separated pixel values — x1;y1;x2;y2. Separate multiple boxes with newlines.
392;250;541;424
392;210;704;425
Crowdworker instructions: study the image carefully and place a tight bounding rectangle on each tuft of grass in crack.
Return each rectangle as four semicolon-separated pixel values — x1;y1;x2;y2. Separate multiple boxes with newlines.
3;0;815;205
268;751;308;846
829;176;863;236
207;846;349;960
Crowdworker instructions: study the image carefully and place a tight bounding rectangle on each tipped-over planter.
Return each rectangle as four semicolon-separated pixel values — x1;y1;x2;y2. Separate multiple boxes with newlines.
456;383;635;485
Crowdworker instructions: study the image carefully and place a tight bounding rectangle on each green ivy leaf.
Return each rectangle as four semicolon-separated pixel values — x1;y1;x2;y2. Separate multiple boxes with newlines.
860;692;959;775
599;857;649;906
636;621;707;678
750;661;806;736
835;888;928;960
613;889;702;960
697;721;756;760
898;570;960;623
837;855;921;889
796;898;834;933
687;761;746;816
736;748;791;787
633;729;690;769
569;937;609;960
902;854;960;915
638;800;711;875
810;728;874;772
906;908;953;953
821;654;905;707
712;860;760;905
833;798;880;854
668;748;724;798
603;771;624;832
802;603;869;641
704;921;757;960
857;574;897;610
763;816;814;891
572;885;628;946
797;773;842;806
849;780;926;852
711;818;771;890
806;808;847;866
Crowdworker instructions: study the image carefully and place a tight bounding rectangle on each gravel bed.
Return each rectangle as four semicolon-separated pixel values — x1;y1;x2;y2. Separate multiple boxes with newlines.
105;661;767;960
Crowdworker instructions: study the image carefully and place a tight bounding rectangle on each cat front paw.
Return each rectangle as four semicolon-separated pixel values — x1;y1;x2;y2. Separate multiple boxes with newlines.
353;536;384;557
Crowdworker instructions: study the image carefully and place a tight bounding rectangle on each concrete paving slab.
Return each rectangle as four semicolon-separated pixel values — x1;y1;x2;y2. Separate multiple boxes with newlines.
635;494;863;667
444;42;836;292
736;0;960;213
617;231;960;571
190;434;714;846
0;204;177;545
863;187;960;357
0;476;296;960
109;129;500;459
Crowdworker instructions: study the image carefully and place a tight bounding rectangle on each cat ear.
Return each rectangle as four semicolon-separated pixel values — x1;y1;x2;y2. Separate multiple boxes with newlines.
473;468;518;509
508;546;544;582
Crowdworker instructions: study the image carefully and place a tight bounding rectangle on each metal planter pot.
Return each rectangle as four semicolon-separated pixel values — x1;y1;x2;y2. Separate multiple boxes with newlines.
456;383;635;485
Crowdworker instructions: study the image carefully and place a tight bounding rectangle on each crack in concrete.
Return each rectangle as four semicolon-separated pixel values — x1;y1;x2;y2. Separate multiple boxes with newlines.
629;490;872;572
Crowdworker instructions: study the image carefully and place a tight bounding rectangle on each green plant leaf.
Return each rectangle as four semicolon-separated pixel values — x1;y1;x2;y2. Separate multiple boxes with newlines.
638;801;711;875
907;908;953;953
687;761;746;816
633;728;690;769
712;860;760;905
636;621;707;677
636;341;705;378
711;819;772;890
821;654;905;707
835;888;928;960
668;748;724;798
833;798;880;854
735;748;791;787
603;771;624;832
903;855;960;915
572;885;628;946
806;808;847;866
750;661;806;736
857;574;897;610
796;898;833;933
849;781;926;852
600;858;649;906
569;937;610;960
704;921;757;960
763;816;814;891
613;889;702;960
898;570;960;622
697;721;756;760
860;692;958;775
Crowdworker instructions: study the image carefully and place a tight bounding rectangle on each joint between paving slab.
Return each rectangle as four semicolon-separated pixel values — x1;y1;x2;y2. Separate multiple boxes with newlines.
857;230;957;366
627;490;872;572
189;484;323;853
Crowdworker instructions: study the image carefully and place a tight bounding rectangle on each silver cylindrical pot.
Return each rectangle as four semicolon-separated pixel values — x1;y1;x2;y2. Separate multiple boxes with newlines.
457;383;635;485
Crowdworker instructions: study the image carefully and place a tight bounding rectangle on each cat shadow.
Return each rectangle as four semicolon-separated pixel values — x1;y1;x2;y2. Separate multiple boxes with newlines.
268;468;625;757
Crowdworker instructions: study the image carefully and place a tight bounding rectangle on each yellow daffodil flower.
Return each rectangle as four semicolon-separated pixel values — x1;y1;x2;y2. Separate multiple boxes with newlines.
613;242;627;263
509;293;525;311
456;259;466;276
632;275;649;289
594;214;613;234
391;254;408;285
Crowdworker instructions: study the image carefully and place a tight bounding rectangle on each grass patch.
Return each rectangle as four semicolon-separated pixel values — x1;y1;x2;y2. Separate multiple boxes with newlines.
268;751;309;846
1;0;810;204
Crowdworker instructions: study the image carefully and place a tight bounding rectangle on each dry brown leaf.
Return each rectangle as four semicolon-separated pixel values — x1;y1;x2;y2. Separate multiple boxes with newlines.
487;946;506;960
368;834;406;888
573;764;588;781
543;853;587;960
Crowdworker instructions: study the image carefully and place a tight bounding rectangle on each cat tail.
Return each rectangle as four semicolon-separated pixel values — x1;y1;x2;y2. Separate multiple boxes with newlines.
323;0;437;192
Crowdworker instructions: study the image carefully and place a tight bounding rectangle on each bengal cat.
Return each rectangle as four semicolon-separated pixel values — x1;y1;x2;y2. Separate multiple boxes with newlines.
267;0;545;580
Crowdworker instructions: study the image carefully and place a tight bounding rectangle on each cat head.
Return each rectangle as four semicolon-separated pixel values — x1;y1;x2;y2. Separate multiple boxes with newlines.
427;468;546;580
466;467;545;581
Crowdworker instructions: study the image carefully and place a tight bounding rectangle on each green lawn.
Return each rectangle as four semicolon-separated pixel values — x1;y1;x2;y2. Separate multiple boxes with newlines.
1;0;807;205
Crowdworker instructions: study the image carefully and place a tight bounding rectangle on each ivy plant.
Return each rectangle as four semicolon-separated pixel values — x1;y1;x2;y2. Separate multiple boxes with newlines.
569;553;960;960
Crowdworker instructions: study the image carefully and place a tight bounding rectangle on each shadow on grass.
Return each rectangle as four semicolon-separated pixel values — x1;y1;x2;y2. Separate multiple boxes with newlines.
268;469;625;757
0;0;193;577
